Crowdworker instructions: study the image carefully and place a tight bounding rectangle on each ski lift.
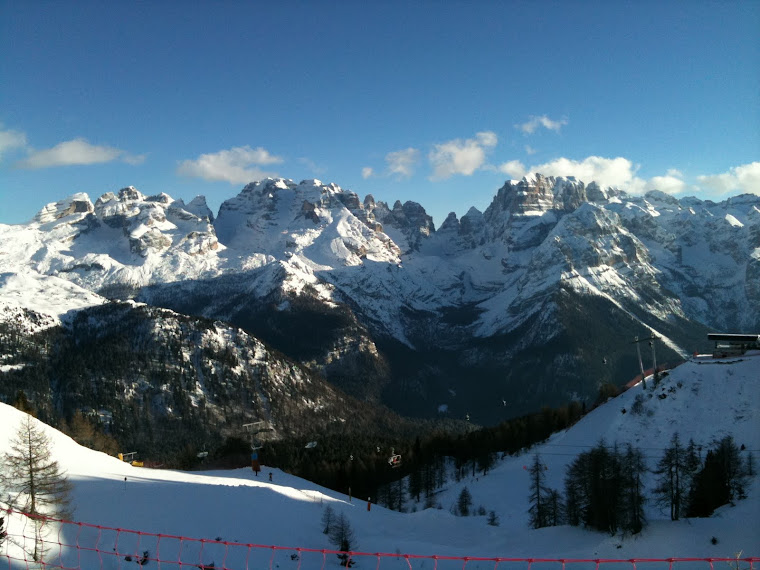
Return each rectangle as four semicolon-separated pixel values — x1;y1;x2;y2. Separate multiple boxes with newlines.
388;447;402;468
243;421;270;451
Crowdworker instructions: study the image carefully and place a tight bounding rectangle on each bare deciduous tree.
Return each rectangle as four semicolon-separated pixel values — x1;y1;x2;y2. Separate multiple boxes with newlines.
1;414;72;561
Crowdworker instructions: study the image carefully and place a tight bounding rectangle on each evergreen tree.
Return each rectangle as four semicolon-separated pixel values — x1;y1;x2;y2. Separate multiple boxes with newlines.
1;414;73;561
747;451;755;478
477;451;495;476
687;449;726;517
527;453;549;529
688;435;747;517
421;462;435;499
654;432;691;521
457;486;472;516
328;512;356;567
12;391;35;416
0;515;7;547
562;440;631;534
620;444;647;533
392;478;407;512
715;436;748;502
321;505;335;535
563;459;583;527
486;510;500;526
545;489;563;527
408;468;422;503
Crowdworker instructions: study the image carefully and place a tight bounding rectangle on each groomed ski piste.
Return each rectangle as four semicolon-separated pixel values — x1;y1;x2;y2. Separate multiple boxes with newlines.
1;353;758;569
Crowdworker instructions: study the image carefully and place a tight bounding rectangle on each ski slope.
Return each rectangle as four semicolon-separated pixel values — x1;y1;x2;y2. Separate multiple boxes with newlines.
1;354;758;567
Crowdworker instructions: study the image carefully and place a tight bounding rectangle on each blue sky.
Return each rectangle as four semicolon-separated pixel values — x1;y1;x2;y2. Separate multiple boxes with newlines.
1;1;759;227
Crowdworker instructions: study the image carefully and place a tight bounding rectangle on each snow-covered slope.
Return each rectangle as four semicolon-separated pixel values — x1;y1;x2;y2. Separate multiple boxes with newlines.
1;353;757;565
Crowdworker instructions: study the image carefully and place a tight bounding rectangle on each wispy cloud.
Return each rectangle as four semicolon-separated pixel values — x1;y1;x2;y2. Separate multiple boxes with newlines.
696;162;760;196
516;115;568;134
298;157;326;175
361;167;374;179
386;148;419;179
0;126;27;158
16;138;143;169
177;146;283;184
525;145;537;155
429;131;498;180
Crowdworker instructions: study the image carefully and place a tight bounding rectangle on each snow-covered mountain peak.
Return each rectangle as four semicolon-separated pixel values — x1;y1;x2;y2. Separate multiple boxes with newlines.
33;193;94;224
367;198;435;253
214;178;402;268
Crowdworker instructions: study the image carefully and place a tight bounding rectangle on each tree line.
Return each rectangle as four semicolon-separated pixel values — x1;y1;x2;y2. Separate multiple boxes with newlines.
528;432;753;534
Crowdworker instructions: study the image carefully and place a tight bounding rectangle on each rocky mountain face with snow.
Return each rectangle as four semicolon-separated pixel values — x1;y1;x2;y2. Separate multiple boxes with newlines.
1;175;758;432
0;302;412;462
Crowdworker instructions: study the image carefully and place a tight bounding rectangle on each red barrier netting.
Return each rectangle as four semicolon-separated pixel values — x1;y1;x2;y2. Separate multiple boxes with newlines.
1;507;757;570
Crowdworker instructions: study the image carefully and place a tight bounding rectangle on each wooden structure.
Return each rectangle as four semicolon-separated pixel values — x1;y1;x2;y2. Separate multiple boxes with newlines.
708;333;760;358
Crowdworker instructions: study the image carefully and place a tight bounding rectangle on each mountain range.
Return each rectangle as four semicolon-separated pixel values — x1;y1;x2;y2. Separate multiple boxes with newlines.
1;175;758;444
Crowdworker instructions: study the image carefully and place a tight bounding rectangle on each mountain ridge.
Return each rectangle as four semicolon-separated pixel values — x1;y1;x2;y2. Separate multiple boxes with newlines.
1;174;758;429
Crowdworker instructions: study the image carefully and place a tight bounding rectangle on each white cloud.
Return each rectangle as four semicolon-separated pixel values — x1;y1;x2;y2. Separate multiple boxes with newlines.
361;167;374;179
525;145;537;155
696;162;760;196
177;146;283;184
646;173;686;194
528;156;641;190
516;115;568;134
20;140;104;168
429;131;498;180
0;126;27;158
498;160;527;179
16;138;137;169
385;148;419;179
498;155;725;196
475;131;498;147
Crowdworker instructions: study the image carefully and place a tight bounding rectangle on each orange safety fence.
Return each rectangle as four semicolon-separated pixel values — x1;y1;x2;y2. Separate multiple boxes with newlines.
1;507;757;570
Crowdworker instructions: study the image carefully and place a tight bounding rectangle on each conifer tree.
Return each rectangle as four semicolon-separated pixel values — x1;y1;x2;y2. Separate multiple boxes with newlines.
621;443;647;533
545;488;563;527
328;512;355;567
654;432;691;521
562;440;636;533
527;453;549;529
1;414;72;561
321;504;335;534
687;435;747;517
457;486;472;516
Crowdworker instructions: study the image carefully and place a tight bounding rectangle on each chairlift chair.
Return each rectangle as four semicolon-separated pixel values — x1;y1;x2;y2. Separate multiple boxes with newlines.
388;447;402;468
